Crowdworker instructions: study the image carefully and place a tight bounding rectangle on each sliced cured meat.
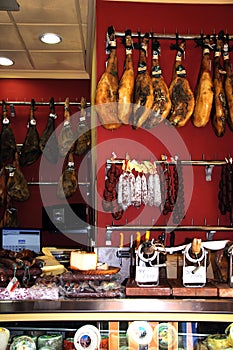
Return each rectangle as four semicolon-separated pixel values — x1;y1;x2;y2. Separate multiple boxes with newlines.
168;40;195;127
39;97;59;163
192;36;214;127
95;26;121;130
133;33;154;129
145;39;171;128
58;97;74;157
19;99;41;166
0;100;16;166
212;37;227;137
118;29;134;124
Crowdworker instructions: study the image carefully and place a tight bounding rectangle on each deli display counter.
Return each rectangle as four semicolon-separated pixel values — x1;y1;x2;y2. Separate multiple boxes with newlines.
1;298;233;349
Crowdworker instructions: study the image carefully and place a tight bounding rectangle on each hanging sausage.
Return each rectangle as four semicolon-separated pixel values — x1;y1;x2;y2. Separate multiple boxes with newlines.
161;163;174;215
102;162;124;220
172;160;185;224
218;157;233;225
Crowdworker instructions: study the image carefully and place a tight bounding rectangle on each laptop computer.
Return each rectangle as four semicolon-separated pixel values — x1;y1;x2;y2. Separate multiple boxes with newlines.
1;227;41;253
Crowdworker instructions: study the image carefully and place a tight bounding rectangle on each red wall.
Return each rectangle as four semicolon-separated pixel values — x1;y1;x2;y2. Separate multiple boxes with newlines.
0;78;90;247
95;1;233;246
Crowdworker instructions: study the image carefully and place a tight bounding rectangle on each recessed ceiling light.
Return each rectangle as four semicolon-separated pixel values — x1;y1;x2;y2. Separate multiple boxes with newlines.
0;57;14;66
40;33;62;44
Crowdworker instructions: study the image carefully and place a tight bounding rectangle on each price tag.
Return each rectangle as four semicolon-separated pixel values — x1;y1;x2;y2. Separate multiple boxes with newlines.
183;266;206;284
6;277;19;292
136;266;159;283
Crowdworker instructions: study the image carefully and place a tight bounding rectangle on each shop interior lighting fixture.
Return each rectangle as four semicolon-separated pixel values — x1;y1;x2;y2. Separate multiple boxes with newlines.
0;57;14;66
39;33;62;44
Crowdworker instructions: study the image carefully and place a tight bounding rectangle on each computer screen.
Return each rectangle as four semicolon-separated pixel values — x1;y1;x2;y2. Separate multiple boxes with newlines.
2;227;41;253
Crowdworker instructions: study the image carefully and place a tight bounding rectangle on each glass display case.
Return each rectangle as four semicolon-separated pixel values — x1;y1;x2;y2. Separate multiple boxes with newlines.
1;298;233;349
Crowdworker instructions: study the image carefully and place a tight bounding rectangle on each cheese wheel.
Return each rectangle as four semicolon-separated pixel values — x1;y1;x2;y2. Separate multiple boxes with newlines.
38;334;62;350
0;327;10;350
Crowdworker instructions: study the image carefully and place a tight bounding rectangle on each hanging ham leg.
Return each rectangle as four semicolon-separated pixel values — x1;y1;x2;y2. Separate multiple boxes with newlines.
168;40;195;127
0;166;6;207
57;150;78;199
6;151;30;202
133;33;154;129
145;39;171;128
74;97;91;156
39;97;59;163
0;100;16;166
192;36;214;127
212;37;227;137
0;195;19;227
58;97;74;157
95;26;121;130
19;99;41;166
223;40;233;131
118;29;134;124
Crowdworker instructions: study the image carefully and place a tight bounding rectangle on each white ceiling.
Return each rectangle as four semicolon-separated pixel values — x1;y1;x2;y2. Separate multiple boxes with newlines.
0;0;96;79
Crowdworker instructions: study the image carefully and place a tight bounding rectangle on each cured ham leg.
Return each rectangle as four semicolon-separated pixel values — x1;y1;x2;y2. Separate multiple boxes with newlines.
133;33;154;129
74;97;91;156
145;39;171;128
118;29;134;124
0;166;6;207
192;36;214;127
6;151;30;202
95;26;121;130
39;97;59;163
0;100;16;166
19;99;41;166
212;38;227;137
0;195;19;227
57;150;78;199
58;97;74;157
223;40;233;131
168;40;195;127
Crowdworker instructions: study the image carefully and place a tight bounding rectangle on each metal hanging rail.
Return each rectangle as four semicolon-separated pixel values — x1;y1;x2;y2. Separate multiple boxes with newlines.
27;181;90;186
1;100;91;107
106;225;233;231
115;31;233;41
106;159;227;166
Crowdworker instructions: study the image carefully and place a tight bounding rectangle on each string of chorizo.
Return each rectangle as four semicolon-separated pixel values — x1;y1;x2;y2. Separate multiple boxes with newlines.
172;160;185;224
